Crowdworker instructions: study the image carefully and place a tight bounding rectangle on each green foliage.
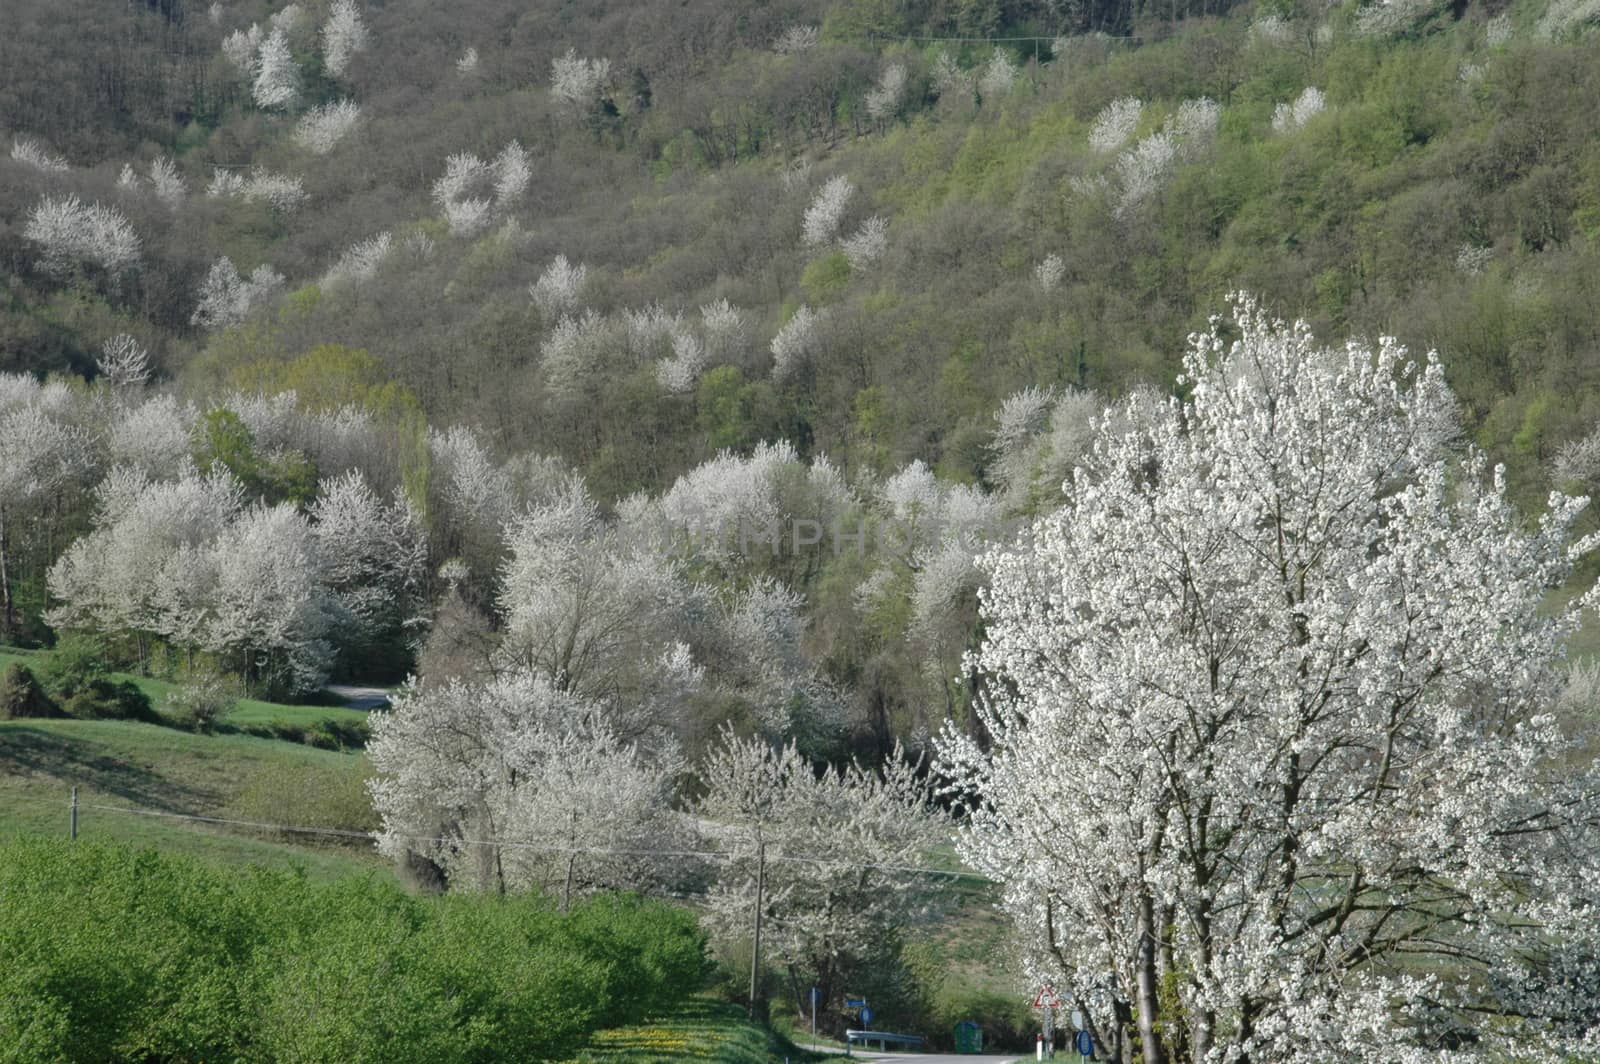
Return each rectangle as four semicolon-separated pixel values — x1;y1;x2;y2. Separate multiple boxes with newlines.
0;663;58;720
36;636;154;722
191;408;319;506
0;838;711;1063
801;252;853;303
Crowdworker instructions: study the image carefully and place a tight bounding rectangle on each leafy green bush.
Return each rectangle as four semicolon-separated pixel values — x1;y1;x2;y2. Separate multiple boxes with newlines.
36;636;155;722
0;663;59;719
0;838;710;1063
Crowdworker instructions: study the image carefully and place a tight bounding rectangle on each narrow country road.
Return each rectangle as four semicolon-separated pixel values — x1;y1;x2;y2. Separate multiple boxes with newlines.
324;684;391;710
800;1051;1022;1064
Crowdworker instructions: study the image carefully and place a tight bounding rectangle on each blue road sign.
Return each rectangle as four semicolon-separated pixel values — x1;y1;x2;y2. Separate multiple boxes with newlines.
810;987;822;1006
845;998;866;1009
1075;1030;1094;1057
860;1006;874;1026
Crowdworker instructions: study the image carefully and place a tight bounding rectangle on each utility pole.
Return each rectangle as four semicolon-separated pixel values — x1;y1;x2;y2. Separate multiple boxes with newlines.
748;837;766;1020
69;786;78;841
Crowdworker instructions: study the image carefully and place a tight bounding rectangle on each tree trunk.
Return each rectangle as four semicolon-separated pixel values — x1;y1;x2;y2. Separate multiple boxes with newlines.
1135;890;1167;1064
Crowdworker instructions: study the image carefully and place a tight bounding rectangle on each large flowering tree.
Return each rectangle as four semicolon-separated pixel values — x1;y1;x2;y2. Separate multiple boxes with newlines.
940;298;1600;1063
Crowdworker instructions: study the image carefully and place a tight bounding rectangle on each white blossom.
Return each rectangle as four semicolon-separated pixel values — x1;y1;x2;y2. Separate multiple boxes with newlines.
1114;130;1177;216
293;99;362;154
321;0;368;77
978;49;1018;99
268;4;302;34
865;62;908;123
1089;96;1142;152
1455;243;1493;275
841;215;888;268
529;255;587;317
1167;96;1221;146
1552;424;1600;485
540;310;613;400
770;305;820;382
251;28;300;110
23;196;141;277
772;25;819;54
147;156;186;208
108;395;196;478
655;332;707;394
369;671;688;897
1355;0;1442;36
697;728;941;993
701;299;747;362
1487;12;1514;44
222;24;263;73
549;48;611;110
1034;253;1065;292
802;174;854;246
940;295;1600;1063
97;334;151;391
1250;13;1295;44
11;136;68;173
321;231;392;288
431;144;526;236
456;46;479;76
1272;85;1326;133
931;52;974;100
192;256;284;329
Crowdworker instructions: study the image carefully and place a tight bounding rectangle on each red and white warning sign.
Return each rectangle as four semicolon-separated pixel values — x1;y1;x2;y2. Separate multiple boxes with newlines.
1032;985;1062;1010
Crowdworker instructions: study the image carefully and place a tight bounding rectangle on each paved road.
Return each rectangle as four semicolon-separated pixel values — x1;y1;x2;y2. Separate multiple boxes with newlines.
325;684;390;710
801;1051;1020;1064
849;1055;1021;1063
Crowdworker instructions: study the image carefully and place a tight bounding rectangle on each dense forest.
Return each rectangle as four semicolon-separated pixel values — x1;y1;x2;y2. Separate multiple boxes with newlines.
5;0;1600;751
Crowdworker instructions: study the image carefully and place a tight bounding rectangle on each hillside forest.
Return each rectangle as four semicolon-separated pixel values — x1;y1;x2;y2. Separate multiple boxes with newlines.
5;0;1600;1054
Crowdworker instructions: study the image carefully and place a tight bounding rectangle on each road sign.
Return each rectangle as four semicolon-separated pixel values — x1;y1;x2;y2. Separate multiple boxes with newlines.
1070;1008;1085;1031
1032;986;1062;1009
860;1006;874;1026
1075;1030;1094;1057
810;987;822;1006
845;997;866;1009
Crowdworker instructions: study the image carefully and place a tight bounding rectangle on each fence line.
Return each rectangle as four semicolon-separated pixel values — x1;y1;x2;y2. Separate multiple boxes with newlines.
16;787;993;881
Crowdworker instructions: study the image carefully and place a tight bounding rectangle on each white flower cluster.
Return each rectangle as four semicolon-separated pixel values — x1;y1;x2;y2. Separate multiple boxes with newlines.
207;167;307;210
191;256;286;329
802;174;855;246
293;99;362;154
321;0;368;77
430;142;531;236
1272;86;1325;133
23;196;141;276
529;255;587;318
865;62;908;123
772;25;819;54
1089;96;1142;153
549;48;611;109
11;136;68;173
321;231;392;288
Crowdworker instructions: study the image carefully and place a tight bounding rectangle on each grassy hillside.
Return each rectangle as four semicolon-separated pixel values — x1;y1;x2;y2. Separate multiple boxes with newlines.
2;643;382;878
0;716;380;877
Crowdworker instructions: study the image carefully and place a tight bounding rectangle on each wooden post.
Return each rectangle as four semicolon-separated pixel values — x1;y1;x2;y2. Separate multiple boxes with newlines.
748;838;766;1020
69;786;78;841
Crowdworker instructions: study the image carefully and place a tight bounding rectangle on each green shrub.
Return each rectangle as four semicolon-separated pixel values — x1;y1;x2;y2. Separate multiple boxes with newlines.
0;838;711;1063
0;663;58;719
